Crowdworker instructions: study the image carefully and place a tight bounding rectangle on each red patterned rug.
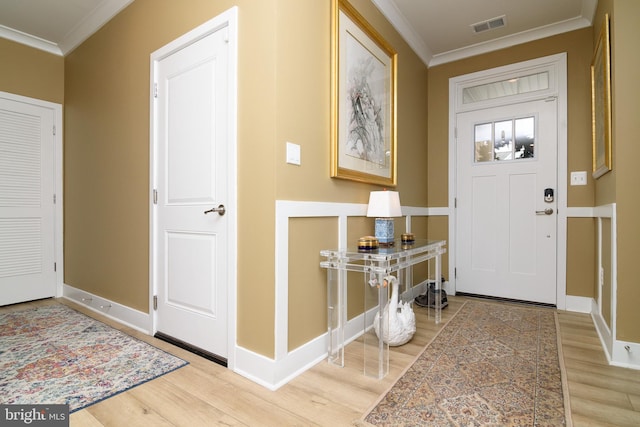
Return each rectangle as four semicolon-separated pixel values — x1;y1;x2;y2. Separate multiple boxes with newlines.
362;299;571;426
0;304;187;412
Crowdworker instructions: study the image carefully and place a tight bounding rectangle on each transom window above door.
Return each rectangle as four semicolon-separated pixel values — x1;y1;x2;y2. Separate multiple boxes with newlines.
463;72;549;104
474;116;535;163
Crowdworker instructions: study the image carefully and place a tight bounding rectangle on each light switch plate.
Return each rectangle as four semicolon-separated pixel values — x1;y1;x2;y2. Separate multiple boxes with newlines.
286;142;301;165
570;171;587;186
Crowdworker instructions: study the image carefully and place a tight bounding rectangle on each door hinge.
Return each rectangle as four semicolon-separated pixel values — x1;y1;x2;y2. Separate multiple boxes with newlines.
153;295;158;310
53;194;56;204
154;83;158;98
454;198;457;208
454;268;457;279
54;262;57;272
53;125;56;136
153;189;158;204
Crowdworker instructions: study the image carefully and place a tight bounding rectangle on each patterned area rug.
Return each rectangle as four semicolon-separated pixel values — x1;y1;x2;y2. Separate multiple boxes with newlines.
363;299;571;426
0;304;188;412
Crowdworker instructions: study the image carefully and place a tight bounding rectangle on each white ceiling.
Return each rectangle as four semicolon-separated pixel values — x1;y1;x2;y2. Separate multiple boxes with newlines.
373;0;598;66
0;0;597;65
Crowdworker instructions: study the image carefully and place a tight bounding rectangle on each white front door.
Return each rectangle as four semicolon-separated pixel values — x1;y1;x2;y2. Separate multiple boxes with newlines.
152;20;232;361
0;96;56;306
455;98;558;304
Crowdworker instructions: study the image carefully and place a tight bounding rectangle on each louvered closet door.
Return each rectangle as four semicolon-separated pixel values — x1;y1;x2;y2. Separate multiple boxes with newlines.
0;97;55;306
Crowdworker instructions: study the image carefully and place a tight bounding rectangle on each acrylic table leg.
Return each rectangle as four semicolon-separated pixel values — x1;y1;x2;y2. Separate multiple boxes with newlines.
363;270;389;379
327;268;344;366
434;253;441;324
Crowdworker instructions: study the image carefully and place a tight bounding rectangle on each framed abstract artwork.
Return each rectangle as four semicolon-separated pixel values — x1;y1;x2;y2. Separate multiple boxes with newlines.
330;0;397;186
591;14;612;179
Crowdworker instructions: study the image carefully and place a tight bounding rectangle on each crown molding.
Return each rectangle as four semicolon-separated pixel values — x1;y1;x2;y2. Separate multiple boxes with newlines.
371;0;433;66
0;0;133;56
0;25;62;55
429;16;593;67
58;0;134;55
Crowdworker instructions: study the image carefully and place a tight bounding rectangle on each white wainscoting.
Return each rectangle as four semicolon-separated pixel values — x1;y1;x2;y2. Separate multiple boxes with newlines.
233;200;442;389
567;204;640;369
585;204;637;369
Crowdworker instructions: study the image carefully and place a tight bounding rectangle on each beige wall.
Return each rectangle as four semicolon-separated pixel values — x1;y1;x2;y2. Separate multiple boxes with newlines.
608;0;640;342
593;0;616;207
288;217;337;351
566;218;597;297
0;38;64;104
274;0;429;205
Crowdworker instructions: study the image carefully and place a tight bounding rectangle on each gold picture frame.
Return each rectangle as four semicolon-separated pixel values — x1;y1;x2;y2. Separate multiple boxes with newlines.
591;14;612;179
330;0;397;186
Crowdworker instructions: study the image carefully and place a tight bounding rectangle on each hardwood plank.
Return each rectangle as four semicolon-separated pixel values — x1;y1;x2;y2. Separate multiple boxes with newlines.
628;393;640;412
68;410;103;427
568;381;635;411
161;364;316;426
128;375;247;426
570;396;640;427
85;392;173;426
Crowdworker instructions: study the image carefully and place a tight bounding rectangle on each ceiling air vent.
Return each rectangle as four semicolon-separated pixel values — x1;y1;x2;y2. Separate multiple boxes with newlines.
472;15;506;34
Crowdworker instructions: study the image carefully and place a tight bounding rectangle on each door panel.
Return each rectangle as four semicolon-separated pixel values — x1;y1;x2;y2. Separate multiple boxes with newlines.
456;99;557;304
0;98;55;305
509;173;536;275
154;26;229;359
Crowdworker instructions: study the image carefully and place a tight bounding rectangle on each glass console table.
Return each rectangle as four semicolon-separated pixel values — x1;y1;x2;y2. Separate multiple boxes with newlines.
320;239;446;379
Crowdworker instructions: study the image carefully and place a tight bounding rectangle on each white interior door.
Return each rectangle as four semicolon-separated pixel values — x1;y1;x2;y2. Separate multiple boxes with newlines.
153;23;230;360
0;96;56;306
455;98;557;304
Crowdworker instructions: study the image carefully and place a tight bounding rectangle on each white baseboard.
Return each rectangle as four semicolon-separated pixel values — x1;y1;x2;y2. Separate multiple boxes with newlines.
564;295;592;313
234;308;372;390
62;284;151;334
611;341;640;370
590;298;640;371
234;336;328;391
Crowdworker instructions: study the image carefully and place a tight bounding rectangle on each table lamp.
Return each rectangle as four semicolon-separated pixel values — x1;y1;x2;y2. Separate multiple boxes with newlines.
366;190;402;246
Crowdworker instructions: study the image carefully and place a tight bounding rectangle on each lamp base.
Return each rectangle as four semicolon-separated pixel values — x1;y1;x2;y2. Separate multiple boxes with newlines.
374;218;395;246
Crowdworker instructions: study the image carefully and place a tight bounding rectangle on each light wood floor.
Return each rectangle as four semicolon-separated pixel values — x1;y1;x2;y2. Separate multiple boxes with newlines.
3;296;640;426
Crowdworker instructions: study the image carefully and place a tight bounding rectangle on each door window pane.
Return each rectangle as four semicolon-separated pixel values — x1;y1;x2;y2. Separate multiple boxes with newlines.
515;117;535;158
494;120;513;160
474;123;493;162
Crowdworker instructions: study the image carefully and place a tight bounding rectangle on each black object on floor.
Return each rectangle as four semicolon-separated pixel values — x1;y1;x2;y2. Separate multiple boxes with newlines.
415;281;448;309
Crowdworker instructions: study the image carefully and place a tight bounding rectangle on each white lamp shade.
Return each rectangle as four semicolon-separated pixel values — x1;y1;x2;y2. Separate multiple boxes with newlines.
366;191;402;218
